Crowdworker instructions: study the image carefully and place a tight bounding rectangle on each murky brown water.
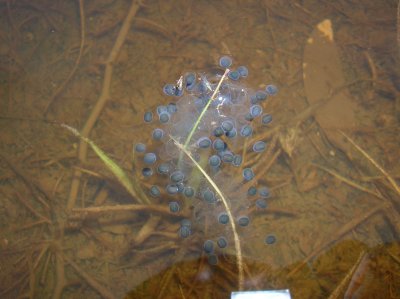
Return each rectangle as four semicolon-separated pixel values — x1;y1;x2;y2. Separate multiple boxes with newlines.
0;0;399;298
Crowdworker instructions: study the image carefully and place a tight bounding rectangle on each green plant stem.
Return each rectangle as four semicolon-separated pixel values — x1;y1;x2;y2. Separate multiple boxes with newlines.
177;69;230;166
171;135;244;291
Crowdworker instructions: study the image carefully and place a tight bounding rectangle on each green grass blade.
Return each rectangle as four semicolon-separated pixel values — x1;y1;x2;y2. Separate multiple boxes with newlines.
62;124;150;204
170;135;244;290
178;69;230;166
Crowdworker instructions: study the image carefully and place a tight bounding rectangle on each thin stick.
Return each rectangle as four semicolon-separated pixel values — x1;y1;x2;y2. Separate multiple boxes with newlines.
67;0;141;210
52;252;65;299
397;0;400;57
40;250;52;285
64;255;116;299
71;203;189;218
171;136;244;291
43;0;86;114
0;153;50;209
287;204;382;278
340;131;400;196
13;219;48;232
313;163;385;200
14;190;51;223
157;265;177;299
327;251;367;299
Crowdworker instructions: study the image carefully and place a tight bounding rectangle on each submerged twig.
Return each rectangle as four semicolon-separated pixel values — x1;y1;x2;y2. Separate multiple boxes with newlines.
340;131;400;197
397;0;400;56
0;152;50;209
328;251;368;299
288;204;383;278
64;255;116;299
313;163;385;200
71;203;189;217
43;0;86;114
66;0;141;210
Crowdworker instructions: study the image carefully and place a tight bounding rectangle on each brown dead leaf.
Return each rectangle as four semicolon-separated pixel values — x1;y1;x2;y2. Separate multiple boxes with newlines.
303;19;359;152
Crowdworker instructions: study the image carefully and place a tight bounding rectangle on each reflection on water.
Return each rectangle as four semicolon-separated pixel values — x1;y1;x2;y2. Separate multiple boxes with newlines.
0;0;399;298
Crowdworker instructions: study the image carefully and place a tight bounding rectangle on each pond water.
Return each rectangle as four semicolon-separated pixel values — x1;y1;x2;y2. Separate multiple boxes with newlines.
0;0;399;298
